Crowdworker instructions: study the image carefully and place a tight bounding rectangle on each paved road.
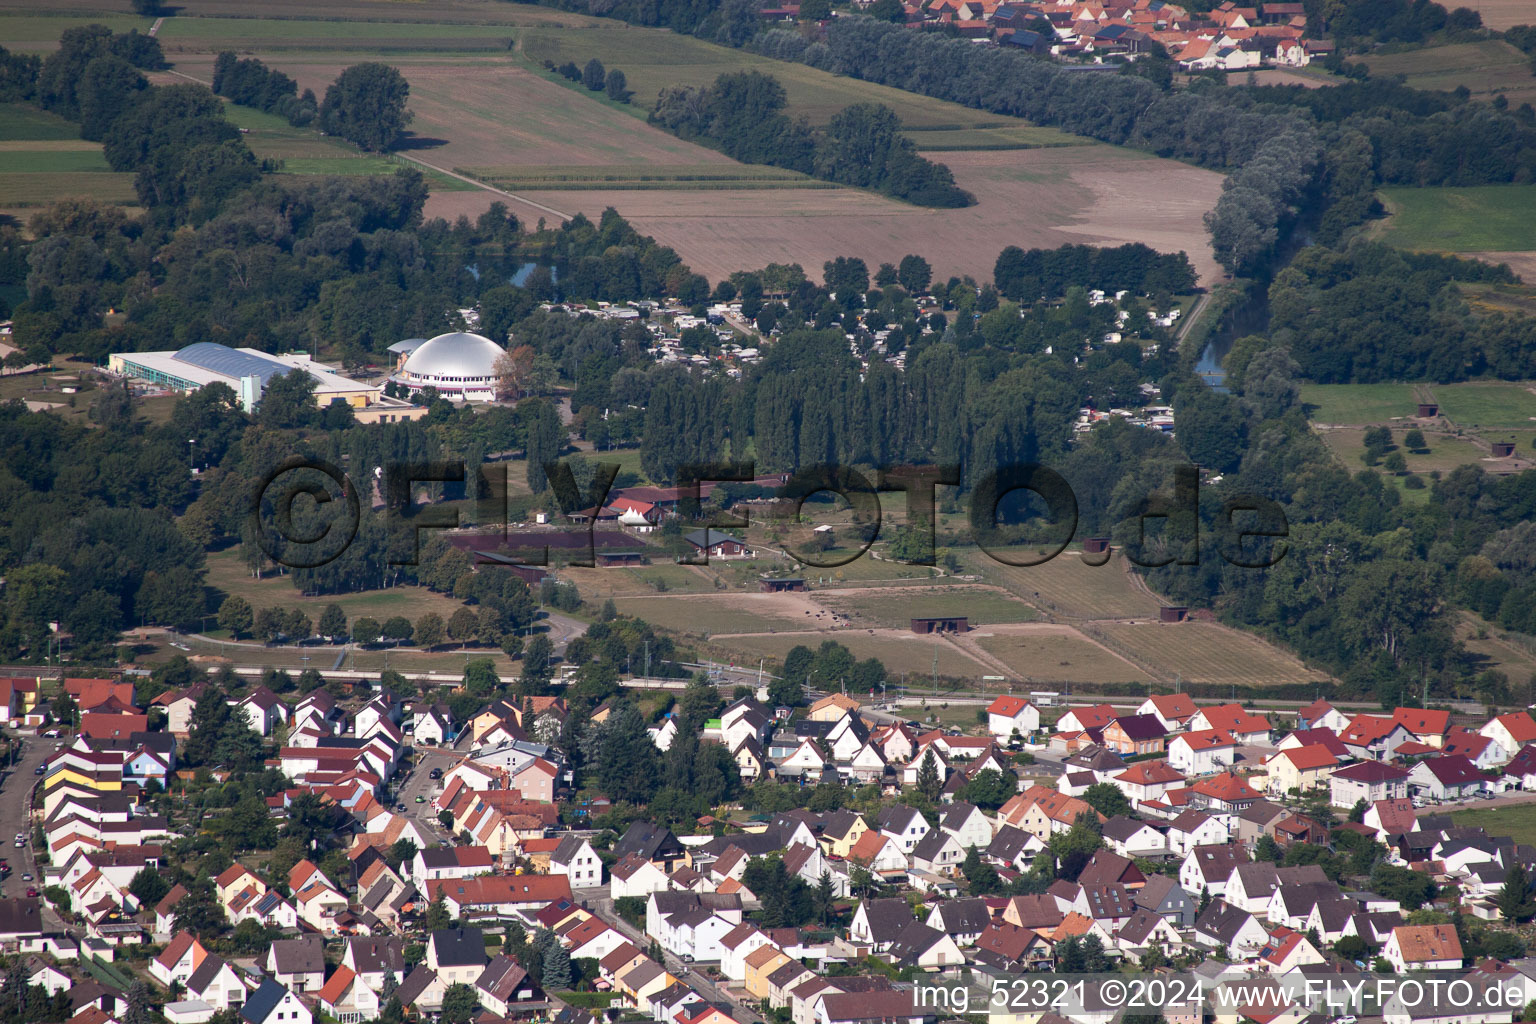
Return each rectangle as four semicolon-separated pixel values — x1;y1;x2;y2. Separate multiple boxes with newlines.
584;893;762;1024
0;731;59;916
395;735;479;844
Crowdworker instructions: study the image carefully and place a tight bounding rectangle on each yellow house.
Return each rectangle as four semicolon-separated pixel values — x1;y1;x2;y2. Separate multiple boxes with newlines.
743;944;792;1001
44;767;121;792
806;694;861;722
616;960;677;1007
1264;745;1340;796
819;813;869;859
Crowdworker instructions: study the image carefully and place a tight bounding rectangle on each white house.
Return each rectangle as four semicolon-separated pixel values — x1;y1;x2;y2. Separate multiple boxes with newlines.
549;836;602;888
1481;712;1536;764
986;696;1039;742
1168;731;1237;776
1383;924;1463;973
239;980;311;1024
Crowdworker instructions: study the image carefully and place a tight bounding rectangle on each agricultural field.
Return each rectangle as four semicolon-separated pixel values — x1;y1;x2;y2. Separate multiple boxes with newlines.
519;23;1054;131
155;20;1223;285
904;125;1089;151
0;103;136;215
816;586;1038;629
1457;612;1536;695
0;13;152;51
1363;40;1536;108
706;628;994;678
1375;185;1536;253
1458;0;1536;30
971;627;1147;685
962;549;1163;621
154;16;521;51
1087;621;1322;687
1298;382;1421;424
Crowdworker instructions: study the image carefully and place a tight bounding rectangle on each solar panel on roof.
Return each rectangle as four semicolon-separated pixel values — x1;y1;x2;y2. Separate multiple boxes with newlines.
173;342;292;386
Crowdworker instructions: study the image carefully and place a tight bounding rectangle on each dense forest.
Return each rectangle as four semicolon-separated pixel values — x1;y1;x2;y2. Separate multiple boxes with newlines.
650;70;972;207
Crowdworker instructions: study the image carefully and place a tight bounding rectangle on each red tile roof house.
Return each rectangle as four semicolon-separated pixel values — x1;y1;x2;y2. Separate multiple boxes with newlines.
1480;712;1536;763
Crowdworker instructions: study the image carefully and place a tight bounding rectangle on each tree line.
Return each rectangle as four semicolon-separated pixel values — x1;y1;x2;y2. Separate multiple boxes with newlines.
213;53;411;151
650;70;973;208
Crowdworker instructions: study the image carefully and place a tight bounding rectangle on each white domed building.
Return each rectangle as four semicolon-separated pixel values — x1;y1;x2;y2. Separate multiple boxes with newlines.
389;331;506;402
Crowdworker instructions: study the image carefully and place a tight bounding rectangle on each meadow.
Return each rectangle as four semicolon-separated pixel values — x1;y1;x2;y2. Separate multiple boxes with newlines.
1451;803;1536;845
1298;382;1421;424
1363;39;1536;108
705;629;993;678
1429;381;1536;430
204;547;469;625
1316;427;1492;475
1375;185;1536;253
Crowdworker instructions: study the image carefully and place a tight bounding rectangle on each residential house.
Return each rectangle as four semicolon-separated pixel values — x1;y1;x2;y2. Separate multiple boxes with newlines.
1103;715;1167;756
1167;809;1228;856
238;981;310;1024
1179;844;1249;899
1101;816;1166;858
1168;731;1237;776
1481;712;1536;763
1330;761;1409;809
1137;693;1200;733
1265;745;1341;796
427;928;489;985
263;937;324;994
1339;715;1414;762
549;836;602;888
475;955;541;1015
876;806;930;854
1392;707;1452;748
1297;699;1350;733
1112;760;1185;806
910;830;963;877
1134;874;1195;926
1056;705;1118;734
1408;755;1487;802
151;932;206;988
985;696;1039;742
1193;900;1269;959
1383;924;1463;973
849;898;915;953
318;968;379;1024
1188;705;1270;745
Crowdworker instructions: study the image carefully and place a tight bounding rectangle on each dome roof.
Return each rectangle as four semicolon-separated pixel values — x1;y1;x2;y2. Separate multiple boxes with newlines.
401;332;505;379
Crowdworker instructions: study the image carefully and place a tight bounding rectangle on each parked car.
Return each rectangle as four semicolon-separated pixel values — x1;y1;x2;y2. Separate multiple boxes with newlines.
23;888;35;898
415;795;426;803
21;874;32;882
32;765;44;775
428;768;442;780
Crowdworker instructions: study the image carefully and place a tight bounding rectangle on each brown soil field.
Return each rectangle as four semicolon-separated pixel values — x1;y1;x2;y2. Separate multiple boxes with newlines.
961;549;1165;621
1466;251;1536;282
1459;0;1536;30
705;627;996;677
431;144;1225;285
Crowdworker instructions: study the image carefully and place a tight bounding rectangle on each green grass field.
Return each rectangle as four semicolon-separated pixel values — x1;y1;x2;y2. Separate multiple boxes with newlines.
817;588;1038;629
1318;427;1490;475
0;103;81;141
1431;381;1536;429
0;172;136;207
0;14;153;51
0;149;111;173
708;630;992;677
1299;383;1420;424
519;24;1063;131
903;125;1086;150
203;547;470;624
461;162;829;191
156;15;517;47
1377;185;1536;253
1451;803;1536;845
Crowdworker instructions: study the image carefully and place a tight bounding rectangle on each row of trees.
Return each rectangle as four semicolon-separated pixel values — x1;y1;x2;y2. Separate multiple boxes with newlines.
212;51;318;127
650;70;973;208
552;57;631;102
